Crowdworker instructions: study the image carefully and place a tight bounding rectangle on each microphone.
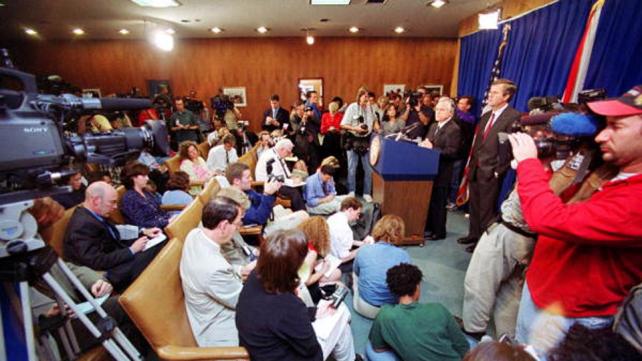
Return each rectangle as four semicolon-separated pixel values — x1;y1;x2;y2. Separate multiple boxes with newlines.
35;94;152;112
550;113;600;137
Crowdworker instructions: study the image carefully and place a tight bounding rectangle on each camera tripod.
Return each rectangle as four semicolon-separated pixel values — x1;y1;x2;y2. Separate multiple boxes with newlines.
0;200;142;361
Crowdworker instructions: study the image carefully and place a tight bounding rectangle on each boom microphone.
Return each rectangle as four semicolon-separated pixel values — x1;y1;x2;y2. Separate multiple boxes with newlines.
34;94;152;113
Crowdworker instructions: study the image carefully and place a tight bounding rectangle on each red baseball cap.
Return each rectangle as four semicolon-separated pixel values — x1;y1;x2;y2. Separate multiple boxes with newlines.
587;85;642;116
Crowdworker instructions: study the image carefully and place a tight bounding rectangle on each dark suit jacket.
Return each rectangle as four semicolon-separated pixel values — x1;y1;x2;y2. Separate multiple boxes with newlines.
426;119;462;187
469;106;521;182
262;107;290;132
63;207;134;271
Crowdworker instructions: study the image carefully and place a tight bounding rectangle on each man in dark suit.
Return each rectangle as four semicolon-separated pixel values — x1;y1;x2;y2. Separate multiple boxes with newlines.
63;181;165;292
421;98;462;240
458;79;521;252
262;94;289;132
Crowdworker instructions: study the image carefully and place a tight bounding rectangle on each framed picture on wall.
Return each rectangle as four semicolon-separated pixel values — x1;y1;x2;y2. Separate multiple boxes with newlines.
424;84;444;95
383;84;405;97
222;87;247;107
298;78;324;107
81;88;101;98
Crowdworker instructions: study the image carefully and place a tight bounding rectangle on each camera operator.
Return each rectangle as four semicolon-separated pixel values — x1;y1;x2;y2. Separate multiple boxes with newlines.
291;103;321;172
170;98;201;146
340;87;376;202
399;91;433;140
255;138;307;211
508;86;642;358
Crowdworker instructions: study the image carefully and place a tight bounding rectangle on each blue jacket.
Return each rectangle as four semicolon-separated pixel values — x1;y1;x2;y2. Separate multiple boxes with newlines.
243;189;276;226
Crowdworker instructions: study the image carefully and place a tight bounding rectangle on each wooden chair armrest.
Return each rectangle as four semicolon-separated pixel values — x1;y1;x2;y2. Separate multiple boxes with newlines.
157;345;249;361
239;225;263;236
190;180;205;187
160;204;187;212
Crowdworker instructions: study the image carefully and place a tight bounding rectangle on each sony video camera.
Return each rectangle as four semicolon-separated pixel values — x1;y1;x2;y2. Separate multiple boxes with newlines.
0;54;170;204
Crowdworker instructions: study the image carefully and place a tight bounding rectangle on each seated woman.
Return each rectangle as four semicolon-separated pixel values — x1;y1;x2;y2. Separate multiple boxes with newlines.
120;161;171;229
161;171;193;216
178;140;213;195
236;229;356;361
353;215;411;319
298;217;342;305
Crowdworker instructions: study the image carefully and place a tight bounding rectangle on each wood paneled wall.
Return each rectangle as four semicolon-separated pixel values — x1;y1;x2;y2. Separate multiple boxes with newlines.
458;0;555;36
10;37;456;132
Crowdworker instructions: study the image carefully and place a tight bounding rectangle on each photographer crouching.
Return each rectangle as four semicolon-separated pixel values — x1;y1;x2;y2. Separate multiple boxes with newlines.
340;87;376;202
507;86;642;359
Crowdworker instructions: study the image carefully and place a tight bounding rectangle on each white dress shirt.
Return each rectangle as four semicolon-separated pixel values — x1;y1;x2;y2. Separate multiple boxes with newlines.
255;148;291;182
327;211;354;259
207;144;238;174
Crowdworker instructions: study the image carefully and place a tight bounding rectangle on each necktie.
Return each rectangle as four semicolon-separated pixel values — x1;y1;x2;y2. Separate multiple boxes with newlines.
225;150;230;165
482;112;496;141
273;109;277;119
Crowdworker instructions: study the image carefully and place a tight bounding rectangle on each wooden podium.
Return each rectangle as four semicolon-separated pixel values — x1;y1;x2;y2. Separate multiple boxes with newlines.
370;136;440;246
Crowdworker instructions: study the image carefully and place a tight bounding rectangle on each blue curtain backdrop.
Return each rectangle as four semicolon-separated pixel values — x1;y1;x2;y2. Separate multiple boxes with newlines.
458;30;501;118
500;0;592;111
457;0;593;114
584;0;642;97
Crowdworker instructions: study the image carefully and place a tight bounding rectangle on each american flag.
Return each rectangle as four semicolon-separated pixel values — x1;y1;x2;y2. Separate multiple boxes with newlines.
456;23;511;206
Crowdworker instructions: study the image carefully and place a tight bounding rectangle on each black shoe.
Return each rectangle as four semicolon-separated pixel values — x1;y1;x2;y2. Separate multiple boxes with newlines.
355;354;365;361
427;234;446;241
424;231;434;238
463;330;485;341
465;244;477;253
457;236;478;245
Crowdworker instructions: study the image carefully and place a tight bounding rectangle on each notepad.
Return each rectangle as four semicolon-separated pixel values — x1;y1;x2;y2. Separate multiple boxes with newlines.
144;234;167;251
75;294;109;315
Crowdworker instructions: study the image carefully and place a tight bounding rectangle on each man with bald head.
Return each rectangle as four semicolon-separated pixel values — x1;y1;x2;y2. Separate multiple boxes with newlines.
63;181;164;292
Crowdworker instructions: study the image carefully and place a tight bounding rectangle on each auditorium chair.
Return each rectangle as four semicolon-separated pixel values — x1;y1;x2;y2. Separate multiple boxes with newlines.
197;178;220;205
107;185;127;224
164;198;203;242
40;206;77;256
163;155;182;175
197;141;210;159
119;238;249;361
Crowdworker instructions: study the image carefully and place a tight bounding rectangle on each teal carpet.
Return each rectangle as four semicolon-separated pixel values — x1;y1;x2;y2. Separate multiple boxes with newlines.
347;210;472;355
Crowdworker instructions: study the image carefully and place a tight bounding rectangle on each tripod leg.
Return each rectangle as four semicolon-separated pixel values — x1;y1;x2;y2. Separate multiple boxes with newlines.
19;282;39;361
54;260;143;360
41;272;133;361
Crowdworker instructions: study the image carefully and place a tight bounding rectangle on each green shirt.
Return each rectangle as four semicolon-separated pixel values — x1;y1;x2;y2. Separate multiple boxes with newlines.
170;110;200;143
369;302;469;361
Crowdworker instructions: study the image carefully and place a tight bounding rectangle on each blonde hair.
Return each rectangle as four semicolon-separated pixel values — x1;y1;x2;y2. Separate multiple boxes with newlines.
297;216;330;256
328;101;339;114
371;215;405;245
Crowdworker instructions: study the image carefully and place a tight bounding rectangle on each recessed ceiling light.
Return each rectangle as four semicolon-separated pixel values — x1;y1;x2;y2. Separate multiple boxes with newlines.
394;26;405;34
210;27;223;34
310;0;350;4
479;9;500;30
306;35;315;45
130;0;181;8
152;30;174;51
165;28;175;34
349;26;359;33
429;0;447;8
119;29;130;35
25;28;38;36
256;26;269;34
72;28;85;35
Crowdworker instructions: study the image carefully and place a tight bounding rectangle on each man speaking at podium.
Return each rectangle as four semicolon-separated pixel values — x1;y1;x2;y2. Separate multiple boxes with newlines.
419;98;462;240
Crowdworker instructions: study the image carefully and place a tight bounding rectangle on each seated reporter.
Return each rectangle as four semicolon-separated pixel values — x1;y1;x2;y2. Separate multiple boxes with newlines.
180;196;256;347
63;181;165;292
236;229;356;361
255;138;307;211
226;162;308;236
161;171;193;208
178;140;213;195
120;161;171;229
367;263;469;361
353;215;411;319
305;164;346;215
298;216;342;305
